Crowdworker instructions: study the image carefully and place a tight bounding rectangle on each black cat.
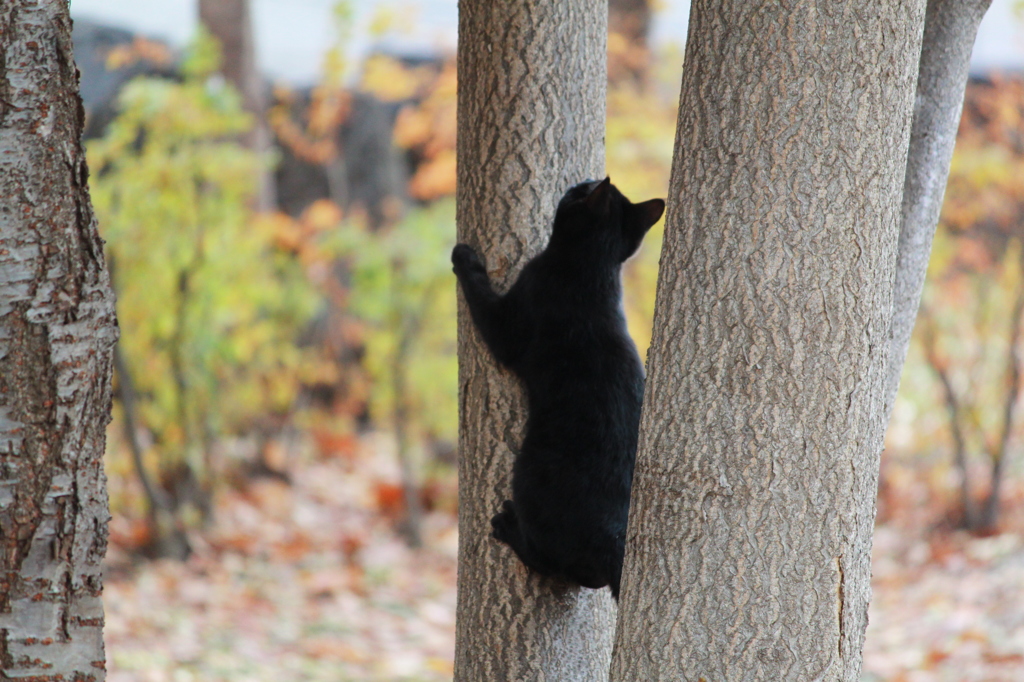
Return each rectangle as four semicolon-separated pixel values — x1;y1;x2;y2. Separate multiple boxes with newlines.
452;177;664;599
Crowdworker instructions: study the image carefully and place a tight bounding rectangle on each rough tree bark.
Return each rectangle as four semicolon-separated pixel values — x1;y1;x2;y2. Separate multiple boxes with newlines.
454;1;614;679
0;2;118;679
883;0;993;420
610;1;926;680
198;0;275;210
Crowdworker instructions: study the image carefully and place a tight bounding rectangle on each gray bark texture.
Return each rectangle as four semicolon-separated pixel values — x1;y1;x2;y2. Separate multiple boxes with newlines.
454;1;614;679
610;1;926;680
882;0;993;420
0;2;118;680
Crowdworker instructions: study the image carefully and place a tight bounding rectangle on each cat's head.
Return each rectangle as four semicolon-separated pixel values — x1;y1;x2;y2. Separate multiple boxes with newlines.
553;177;665;263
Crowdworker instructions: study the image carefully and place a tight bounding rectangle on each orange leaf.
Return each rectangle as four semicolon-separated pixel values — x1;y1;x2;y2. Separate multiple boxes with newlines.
374;482;405;518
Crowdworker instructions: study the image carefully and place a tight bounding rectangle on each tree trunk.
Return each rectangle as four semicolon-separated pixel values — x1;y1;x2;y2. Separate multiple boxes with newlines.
610;1;925;680
198;0;275;210
882;0;993;420
454;1;614;679
0;2;118;679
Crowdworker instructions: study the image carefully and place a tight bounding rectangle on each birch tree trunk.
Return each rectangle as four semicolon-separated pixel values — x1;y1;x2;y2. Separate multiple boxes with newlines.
454;1;614;679
882;0;993;419
0;2;118;679
610;1;925;679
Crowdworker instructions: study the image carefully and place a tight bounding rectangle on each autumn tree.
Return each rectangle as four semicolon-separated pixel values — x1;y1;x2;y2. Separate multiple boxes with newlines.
914;65;1023;532
454;0;615;679
0;1;117;678
610;0;990;679
886;0;995;531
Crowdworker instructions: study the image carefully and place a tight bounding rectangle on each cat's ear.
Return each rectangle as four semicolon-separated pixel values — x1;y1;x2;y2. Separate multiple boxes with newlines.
584;176;613;211
630;198;666;233
620;198;665;261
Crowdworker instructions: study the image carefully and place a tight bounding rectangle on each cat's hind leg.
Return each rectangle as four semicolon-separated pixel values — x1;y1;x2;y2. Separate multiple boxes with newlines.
560;541;618;595
494;500;618;597
491;500;559;578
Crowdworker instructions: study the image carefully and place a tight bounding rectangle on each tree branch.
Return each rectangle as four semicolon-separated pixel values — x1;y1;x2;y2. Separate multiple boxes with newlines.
980;273;1024;527
883;0;993;421
919;306;976;527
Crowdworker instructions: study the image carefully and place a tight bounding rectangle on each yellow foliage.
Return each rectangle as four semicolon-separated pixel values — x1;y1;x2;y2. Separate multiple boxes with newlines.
899;74;1024;465
409;149;457;201
270;1;357;164
606;63;680;361
104;36;173;71
302;199;345;231
608;31;650;84
368;4;416;37
263;212;306;253
361;54;436;103
89;36;324;477
393;106;433;149
341;200;459;443
390;60;458;201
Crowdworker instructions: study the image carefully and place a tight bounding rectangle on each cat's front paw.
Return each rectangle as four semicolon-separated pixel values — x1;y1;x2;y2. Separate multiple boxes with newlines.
452;243;486;278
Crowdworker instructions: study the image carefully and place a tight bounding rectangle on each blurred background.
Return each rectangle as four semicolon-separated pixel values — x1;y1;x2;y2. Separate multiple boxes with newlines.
69;0;1024;679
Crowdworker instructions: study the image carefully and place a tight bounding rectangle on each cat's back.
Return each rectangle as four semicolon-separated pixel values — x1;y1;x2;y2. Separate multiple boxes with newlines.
514;257;643;423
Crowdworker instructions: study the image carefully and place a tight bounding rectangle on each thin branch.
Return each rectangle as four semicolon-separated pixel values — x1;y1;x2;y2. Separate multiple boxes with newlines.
113;341;170;526
110;255;189;559
980;274;1024;527
919;305;976;527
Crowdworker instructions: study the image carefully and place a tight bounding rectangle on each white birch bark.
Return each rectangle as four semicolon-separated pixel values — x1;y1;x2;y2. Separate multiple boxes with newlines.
0;2;117;678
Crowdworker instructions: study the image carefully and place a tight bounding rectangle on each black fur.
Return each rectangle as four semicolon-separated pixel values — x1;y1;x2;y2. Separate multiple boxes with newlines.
452;178;665;599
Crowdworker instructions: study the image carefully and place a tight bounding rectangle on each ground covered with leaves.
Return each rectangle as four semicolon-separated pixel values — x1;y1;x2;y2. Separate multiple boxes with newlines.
863;465;1024;681
103;445;1024;681
104;434;458;681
